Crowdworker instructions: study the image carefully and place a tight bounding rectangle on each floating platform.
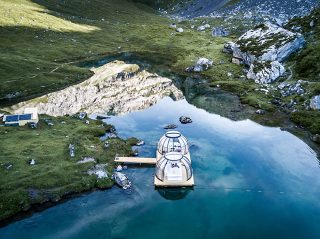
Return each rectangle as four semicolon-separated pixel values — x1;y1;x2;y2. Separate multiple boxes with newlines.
114;130;195;188
154;151;194;187
114;157;156;165
154;175;194;187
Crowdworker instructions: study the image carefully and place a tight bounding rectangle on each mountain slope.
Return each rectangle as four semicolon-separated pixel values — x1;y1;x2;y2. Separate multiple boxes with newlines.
0;0;239;106
169;0;319;20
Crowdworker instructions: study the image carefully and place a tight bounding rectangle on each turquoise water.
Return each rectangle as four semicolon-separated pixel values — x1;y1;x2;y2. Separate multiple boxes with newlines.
1;97;320;239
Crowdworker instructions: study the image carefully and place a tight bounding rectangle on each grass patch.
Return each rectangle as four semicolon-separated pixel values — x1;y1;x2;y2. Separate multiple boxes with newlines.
0;115;135;221
286;8;320;81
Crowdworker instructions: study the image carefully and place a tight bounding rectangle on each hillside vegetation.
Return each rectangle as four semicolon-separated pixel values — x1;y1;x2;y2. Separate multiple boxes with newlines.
286;8;320;135
0;0;240;105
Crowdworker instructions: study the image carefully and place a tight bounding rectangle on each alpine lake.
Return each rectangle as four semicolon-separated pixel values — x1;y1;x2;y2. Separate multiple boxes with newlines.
1;55;320;239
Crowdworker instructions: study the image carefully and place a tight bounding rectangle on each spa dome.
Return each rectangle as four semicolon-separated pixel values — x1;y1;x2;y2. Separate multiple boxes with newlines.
157;131;189;155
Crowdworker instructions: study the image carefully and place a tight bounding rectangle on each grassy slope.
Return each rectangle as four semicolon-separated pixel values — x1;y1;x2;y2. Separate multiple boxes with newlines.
0;0;244;222
0;116;136;221
1;0;318;129
0;0;243;105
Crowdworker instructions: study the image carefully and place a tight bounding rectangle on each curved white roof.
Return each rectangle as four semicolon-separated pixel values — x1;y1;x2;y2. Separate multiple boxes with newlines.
155;152;192;182
157;131;189;155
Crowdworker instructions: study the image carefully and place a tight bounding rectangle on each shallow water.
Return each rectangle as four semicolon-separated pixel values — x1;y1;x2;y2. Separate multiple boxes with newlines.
1;97;320;239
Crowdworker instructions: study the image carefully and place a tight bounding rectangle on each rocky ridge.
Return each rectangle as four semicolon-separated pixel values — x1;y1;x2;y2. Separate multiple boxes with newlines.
168;0;319;23
5;61;183;116
225;23;305;83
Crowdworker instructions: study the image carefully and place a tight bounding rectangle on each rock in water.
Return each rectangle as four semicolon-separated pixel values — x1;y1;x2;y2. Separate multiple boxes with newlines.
136;140;145;146
226;23;305;83
116;165;123;172
310;95;320;110
311;134;320;144
164;124;177;129
179;116;192;124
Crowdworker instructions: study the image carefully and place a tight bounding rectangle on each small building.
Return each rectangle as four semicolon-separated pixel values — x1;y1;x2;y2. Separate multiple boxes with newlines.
155;131;194;187
3;108;39;126
114;130;195;187
155;152;193;183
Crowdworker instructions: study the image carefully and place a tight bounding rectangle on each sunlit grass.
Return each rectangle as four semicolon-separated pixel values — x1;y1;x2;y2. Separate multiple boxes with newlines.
0;0;99;32
0;115;135;220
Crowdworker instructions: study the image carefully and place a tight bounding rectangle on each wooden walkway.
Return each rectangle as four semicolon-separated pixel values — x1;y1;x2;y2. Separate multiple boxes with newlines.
114;157;156;165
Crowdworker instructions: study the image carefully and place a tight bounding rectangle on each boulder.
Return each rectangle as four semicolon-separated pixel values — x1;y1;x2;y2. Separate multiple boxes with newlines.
170;23;177;29
28;159;36;165
186;58;213;72
255;109;265;115
310;95;320;110
197;24;210;31
223;42;237;54
310;20;315;28
87;164;108;179
176;27;184;33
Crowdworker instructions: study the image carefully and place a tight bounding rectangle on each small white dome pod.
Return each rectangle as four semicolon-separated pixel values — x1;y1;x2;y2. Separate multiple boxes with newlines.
155;152;192;182
157;131;189;155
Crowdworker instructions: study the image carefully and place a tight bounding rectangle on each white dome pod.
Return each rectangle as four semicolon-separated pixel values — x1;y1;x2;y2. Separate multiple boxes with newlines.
155;152;192;182
157;131;189;155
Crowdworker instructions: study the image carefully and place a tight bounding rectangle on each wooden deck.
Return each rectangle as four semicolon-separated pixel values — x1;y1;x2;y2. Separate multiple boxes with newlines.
115;152;195;187
154;175;195;187
114;157;156;165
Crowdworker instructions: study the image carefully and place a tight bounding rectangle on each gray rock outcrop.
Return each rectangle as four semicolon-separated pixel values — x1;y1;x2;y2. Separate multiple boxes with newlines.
310;95;320;110
185;58;213;72
225;23;305;84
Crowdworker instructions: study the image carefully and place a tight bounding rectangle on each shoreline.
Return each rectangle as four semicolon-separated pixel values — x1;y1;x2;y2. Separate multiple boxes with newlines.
0;94;319;228
0;185;113;228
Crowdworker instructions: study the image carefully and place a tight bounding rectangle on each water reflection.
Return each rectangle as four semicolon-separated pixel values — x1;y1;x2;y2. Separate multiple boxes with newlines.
1;97;320;239
157;188;192;200
79;51;255;120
